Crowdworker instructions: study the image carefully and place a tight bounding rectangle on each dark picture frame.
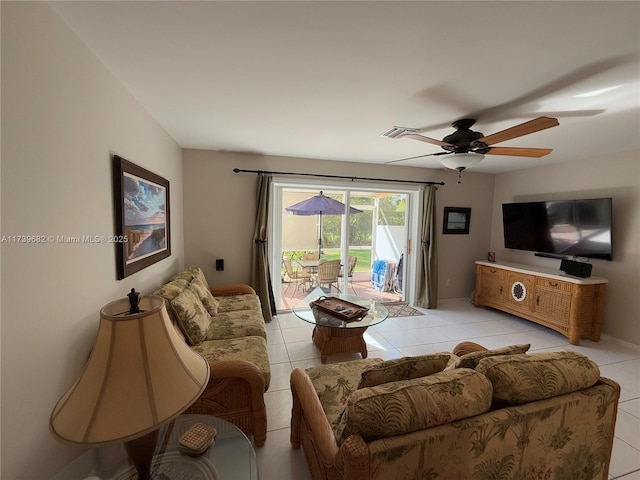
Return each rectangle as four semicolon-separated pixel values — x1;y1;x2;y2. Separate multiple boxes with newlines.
443;207;471;235
113;155;170;279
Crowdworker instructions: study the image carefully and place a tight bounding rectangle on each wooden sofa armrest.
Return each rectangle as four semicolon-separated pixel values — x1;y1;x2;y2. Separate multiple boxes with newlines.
598;376;621;393
336;435;370;480
190;359;267;446
210;284;256;296
207;359;266;393
290;368;340;462
452;341;489;357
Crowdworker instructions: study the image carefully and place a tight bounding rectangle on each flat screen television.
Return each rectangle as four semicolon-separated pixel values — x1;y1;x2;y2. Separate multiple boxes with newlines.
502;197;612;260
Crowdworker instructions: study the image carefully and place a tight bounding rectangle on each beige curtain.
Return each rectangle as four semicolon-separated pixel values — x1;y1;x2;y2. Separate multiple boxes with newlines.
251;174;276;322
415;185;438;309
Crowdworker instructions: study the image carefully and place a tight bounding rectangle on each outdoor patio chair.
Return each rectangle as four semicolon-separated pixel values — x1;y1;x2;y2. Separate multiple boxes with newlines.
301;252;320;274
283;257;313;293
316;259;341;293
339;255;358;294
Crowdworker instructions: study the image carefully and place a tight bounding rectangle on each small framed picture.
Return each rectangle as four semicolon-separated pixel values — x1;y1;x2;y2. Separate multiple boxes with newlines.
443;207;471;235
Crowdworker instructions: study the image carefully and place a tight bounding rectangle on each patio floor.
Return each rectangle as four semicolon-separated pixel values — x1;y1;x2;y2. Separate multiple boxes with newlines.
278;271;402;310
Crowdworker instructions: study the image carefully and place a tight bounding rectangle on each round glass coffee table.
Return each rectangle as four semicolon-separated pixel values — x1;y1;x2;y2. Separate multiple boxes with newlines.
293;288;389;363
51;415;257;480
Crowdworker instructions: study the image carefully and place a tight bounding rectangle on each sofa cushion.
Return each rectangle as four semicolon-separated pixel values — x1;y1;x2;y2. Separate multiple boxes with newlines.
192;336;271;389
216;294;262;313
189;279;220;316
357;353;455;389
206;309;267;340
451;343;531;369
335;368;492;443
475;351;600;405
170;286;211;345
305;358;384;431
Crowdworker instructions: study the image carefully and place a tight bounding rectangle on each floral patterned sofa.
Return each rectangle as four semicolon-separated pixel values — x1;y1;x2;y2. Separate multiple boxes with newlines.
153;266;270;446
290;345;620;480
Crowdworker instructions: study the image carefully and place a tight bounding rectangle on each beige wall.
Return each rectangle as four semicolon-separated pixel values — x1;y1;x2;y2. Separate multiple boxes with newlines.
490;149;640;347
1;3;184;478
182;149;495;301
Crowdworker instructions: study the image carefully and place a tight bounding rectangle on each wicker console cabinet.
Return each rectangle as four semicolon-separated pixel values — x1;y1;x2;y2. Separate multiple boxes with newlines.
474;261;607;345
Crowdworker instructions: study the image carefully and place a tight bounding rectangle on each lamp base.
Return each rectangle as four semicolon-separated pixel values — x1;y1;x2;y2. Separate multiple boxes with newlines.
124;430;159;480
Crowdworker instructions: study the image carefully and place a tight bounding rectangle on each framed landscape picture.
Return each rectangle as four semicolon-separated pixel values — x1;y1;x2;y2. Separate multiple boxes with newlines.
443;207;471;234
113;155;170;279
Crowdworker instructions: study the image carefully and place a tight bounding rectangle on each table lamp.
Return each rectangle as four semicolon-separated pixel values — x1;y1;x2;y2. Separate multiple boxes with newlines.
50;290;210;479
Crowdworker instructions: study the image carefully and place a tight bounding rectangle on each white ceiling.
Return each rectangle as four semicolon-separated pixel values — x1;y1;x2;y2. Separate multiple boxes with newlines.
51;1;640;173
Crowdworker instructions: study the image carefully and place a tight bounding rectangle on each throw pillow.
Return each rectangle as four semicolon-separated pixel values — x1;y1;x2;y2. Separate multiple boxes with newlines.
189;280;220;316
171;265;209;286
357;353;454;389
452;343;531;369
335;368;492;443
170;286;211;345
153;278;189;303
475;351;600;405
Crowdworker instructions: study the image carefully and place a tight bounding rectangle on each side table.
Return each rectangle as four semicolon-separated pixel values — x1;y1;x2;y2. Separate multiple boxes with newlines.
51;414;257;480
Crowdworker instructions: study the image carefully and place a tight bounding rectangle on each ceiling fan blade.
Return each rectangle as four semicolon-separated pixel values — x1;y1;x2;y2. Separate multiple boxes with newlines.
522;109;604;118
477;117;559;145
384;152;445;164
485;147;553;158
413;55;637;130
403;133;453;147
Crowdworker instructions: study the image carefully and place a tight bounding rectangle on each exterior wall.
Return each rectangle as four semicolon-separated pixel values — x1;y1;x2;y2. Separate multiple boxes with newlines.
490;149;640;347
182;149;495;302
375;225;406;264
1;3;184;478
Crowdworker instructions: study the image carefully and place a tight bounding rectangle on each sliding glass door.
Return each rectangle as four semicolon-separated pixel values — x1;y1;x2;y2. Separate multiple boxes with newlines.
273;181;418;311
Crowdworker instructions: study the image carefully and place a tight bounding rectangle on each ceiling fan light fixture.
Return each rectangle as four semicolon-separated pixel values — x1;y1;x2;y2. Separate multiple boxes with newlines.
439;152;485;171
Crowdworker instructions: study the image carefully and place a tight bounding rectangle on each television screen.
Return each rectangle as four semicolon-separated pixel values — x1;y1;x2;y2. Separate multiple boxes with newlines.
502;198;612;260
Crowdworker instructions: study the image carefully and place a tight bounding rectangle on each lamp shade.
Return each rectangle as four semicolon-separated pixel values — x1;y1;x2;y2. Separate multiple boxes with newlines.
439;152;485;171
50;295;210;446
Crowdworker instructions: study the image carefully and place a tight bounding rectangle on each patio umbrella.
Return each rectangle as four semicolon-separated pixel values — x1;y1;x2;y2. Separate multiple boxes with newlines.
285;191;363;257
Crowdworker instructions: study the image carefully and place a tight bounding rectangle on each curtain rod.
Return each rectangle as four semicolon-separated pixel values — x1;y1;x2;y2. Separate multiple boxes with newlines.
232;168;444;186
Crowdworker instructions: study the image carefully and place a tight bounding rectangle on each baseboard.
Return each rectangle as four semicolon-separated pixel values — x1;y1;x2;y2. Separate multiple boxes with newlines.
599;334;640;352
438;297;474;305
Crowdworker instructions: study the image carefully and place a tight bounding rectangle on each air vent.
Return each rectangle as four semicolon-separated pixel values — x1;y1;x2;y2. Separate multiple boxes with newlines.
379;126;418;138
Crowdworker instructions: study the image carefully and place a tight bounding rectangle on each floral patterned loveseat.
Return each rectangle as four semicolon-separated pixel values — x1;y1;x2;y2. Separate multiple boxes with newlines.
290;346;620;480
154;266;269;446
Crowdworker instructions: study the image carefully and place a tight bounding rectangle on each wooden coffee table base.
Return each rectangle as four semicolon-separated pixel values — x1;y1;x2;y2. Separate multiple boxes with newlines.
312;325;368;363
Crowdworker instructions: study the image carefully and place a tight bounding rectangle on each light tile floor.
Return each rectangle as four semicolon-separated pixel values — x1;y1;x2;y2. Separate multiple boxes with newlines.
256;298;640;480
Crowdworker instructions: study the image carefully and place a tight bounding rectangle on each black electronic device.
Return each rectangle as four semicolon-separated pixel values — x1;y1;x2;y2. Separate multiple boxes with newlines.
560;259;593;278
216;259;224;271
502;197;612;260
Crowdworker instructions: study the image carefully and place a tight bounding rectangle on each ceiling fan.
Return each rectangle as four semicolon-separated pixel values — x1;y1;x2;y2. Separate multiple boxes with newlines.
381;116;559;173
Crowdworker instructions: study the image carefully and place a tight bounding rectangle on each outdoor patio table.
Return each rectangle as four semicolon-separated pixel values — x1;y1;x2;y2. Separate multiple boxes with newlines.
296;258;320;273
